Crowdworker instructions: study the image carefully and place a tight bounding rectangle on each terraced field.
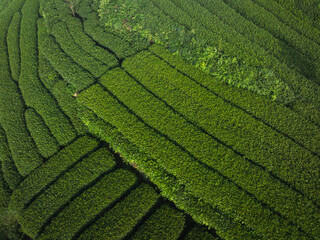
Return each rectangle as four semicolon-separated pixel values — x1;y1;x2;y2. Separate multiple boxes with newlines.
0;0;319;239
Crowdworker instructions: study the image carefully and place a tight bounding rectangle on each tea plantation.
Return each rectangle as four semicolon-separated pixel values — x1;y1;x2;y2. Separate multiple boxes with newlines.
0;0;319;239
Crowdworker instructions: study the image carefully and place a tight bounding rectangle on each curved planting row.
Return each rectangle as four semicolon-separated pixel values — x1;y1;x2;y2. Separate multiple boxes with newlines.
76;0;150;59
7;11;20;82
25;108;59;158
268;0;320;30
19;0;76;147
77;44;320;239
222;0;320;47
37;53;87;135
63;14;118;67
78;106;261;240
18;146;117;238
0;125;22;191
7;132;216;240
121;50;320;203
150;0;320;122
37;18;95;91
194;0;320;82
253;0;320;39
51;21;112;78
0;0;43;177
77;84;312;239
149;44;320;150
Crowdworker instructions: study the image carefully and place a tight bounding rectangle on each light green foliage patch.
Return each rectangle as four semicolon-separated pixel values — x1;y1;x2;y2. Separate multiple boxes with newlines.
98;0;297;104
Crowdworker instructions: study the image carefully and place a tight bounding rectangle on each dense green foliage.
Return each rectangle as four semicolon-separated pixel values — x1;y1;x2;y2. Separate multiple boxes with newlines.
1;0;319;239
0;126;23;191
78;84;311;239
78;104;261;240
38;18;95;91
0;0;43;177
272;0;320;28
7;11;21;82
121;51;320;204
184;225;219;240
19;147;116;238
25;108;59;158
9;135;99;211
130;204;185;240
38;169;137;240
78;183;159;240
20;0;77;146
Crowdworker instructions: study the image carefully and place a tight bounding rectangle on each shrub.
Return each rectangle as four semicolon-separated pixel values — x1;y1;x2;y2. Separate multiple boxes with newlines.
0;0;43;177
38;169;137;240
38;18;96;91
9;135;99;212
25;108;59;158
77;106;260;239
130;204;185;240
20;0;77;146
0;125;23;190
52;81;88;135
77;84;310;239
78;183;159;240
7;11;21;82
19;147;116;238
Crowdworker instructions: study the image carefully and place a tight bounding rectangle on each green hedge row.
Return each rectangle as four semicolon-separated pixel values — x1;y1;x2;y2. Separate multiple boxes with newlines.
83;19;141;59
38;54;87;134
253;0;320;44
25;108;59;158
149;44;320;152
0;0;10;12
0;127;11;211
37;18;95;91
77;0;96;20
201;0;320;64
78;183;159;240
7;11;21;82
270;0;320;30
51;21;110;78
63;15;119;68
130;204;185;240
38;168;138;240
38;54;87;135
223;0;320;48
100;65;320;237
9;135;99;212
52;81;88;135
0;125;23;191
19;147;116;239
77;105;261;240
77;85;307;239
38;53;61;92
0;168;10;211
195;0;320;82
20;0;77;146
184;225;218;240
150;0;320;110
0;0;43;177
122;51;320;204
78;0;150;54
